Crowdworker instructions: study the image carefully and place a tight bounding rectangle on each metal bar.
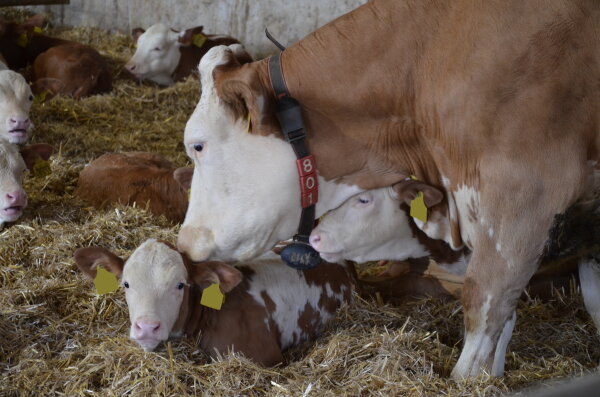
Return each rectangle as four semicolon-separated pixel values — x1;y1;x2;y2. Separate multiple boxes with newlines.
0;0;69;6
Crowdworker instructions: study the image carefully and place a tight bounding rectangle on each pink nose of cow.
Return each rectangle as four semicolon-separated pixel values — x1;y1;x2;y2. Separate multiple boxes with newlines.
8;117;30;131
126;63;136;72
6;190;27;207
309;233;322;250
133;319;161;339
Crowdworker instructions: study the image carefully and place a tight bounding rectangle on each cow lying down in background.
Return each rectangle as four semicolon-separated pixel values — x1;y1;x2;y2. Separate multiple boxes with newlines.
0;141;53;228
74;239;355;366
0;14;112;99
75;152;192;223
310;179;600;376
125;23;243;86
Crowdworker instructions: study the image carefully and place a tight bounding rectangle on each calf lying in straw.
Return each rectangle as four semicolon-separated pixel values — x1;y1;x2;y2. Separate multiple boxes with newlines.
74;239;355;366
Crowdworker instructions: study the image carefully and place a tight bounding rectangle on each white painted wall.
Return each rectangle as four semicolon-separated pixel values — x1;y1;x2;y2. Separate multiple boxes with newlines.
27;0;368;57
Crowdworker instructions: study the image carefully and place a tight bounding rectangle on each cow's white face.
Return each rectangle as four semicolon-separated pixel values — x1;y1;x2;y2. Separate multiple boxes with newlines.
0;142;27;227
122;239;187;351
125;24;181;86
0;70;33;144
310;188;429;263
178;45;362;262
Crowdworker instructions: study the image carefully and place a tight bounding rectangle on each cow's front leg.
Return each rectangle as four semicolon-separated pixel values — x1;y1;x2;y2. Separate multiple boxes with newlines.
451;235;540;379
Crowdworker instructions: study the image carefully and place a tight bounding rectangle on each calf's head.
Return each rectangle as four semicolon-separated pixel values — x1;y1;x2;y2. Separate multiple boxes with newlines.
310;182;444;263
74;239;242;352
125;23;187;85
0;142;53;226
178;45;363;262
0;70;33;144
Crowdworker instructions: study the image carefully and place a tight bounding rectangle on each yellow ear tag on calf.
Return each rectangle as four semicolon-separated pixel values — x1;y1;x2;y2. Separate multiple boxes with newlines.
16;33;28;48
33;90;48;104
200;283;225;310
187;188;191;200
32;158;52;178
94;266;119;295
33;26;42;34
410;192;428;223
192;33;207;48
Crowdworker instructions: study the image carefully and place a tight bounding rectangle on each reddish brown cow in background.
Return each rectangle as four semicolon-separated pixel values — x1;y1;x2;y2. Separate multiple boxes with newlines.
75;152;192;223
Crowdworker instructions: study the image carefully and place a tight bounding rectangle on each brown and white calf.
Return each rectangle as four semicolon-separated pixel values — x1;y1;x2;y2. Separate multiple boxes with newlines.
310;182;599;375
0;15;112;99
74;239;354;366
0;141;53;228
124;24;243;86
177;0;600;378
75;152;192;223
0;70;34;144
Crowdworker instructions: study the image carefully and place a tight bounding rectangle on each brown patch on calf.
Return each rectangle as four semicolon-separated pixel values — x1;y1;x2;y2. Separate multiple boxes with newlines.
19;143;54;170
75;152;188;223
260;290;283;344
302;261;355;311
461;277;484;333
296;302;320;341
172;26;241;83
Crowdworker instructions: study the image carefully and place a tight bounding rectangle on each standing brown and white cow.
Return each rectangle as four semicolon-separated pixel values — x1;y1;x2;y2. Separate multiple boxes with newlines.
74;239;354;366
176;0;600;378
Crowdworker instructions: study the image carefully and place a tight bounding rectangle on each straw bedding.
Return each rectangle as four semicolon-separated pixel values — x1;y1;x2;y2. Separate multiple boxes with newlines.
1;9;598;396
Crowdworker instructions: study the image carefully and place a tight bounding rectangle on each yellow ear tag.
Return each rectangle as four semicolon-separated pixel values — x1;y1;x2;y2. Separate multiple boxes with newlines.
246;114;251;134
16;33;28;48
33;26;42;35
192;33;207;48
33;90;47;105
200;283;225;310
187;188;191;200
94;266;119;295
410;191;428;223
32;158;52;178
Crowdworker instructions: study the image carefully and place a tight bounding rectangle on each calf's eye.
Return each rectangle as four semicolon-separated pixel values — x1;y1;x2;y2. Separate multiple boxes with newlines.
177;282;185;290
358;197;370;204
28;95;33;101
153;47;161;51
123;281;130;288
193;143;203;152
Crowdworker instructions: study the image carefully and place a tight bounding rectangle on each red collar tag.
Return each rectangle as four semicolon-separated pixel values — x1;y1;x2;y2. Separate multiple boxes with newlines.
296;155;318;208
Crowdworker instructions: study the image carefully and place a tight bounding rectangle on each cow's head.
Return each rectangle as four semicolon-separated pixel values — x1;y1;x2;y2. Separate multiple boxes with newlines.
177;45;363;262
310;183;442;263
0;70;33;144
125;23;194;86
0;142;53;227
74;239;242;352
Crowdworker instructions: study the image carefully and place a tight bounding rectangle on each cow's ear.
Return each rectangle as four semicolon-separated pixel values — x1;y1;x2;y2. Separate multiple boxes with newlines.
189;261;242;293
74;247;125;279
178;26;203;47
173;167;193;190
131;27;145;44
214;64;279;136
20;143;54;170
22;14;46;29
392;179;444;208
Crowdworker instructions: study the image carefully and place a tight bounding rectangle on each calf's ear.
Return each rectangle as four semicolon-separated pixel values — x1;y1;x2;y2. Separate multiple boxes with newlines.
131;27;145;44
178;26;203;47
74;247;125;279
173;167;193;190
20;143;54;170
189;261;242;293
392;180;444;208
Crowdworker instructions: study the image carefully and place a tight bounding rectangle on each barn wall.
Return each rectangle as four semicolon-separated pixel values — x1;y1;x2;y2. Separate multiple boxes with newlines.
26;0;368;57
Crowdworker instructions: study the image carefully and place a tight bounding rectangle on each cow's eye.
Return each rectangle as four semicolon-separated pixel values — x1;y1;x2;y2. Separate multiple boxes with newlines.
358;197;370;204
28;95;33;101
123;281;130;288
177;282;185;290
192;143;203;152
153;47;161;51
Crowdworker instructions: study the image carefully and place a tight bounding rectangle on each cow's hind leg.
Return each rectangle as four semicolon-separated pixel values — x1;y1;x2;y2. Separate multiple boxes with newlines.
579;255;600;334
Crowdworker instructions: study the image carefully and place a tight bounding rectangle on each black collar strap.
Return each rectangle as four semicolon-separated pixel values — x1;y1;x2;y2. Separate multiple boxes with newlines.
267;52;321;270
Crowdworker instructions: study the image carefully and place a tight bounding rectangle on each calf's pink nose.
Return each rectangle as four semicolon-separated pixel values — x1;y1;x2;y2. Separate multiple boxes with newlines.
133;319;161;339
309;233;322;249
6;190;26;206
126;63;136;72
8;117;30;130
